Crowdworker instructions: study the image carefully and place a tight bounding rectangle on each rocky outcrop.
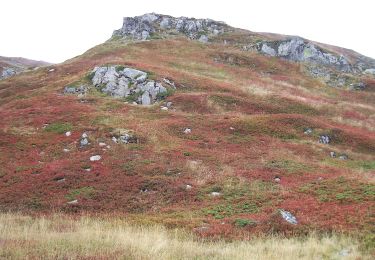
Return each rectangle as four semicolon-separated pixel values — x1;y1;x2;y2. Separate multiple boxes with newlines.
257;37;352;72
112;13;228;41
0;67;18;80
91;66;167;105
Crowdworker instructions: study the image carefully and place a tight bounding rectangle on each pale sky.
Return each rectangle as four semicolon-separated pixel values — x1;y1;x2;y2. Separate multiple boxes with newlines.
1;0;373;63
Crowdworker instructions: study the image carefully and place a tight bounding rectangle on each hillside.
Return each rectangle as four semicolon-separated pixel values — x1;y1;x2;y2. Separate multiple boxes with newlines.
0;13;374;245
0;56;51;80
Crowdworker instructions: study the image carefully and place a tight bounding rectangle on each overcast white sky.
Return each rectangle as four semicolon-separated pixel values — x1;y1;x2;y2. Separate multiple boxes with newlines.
0;0;373;63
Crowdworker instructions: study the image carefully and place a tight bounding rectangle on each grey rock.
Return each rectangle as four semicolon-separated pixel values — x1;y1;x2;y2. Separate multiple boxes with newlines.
364;68;375;75
279;209;298;225
89;155;101;161
67;199;78;205
80;138;89;147
330;151;336;158
198;35;208;43
349;82;366;91
319;135;330;144
123;68;147;81
339;154;348;160
304;128;313;135
141;91;152;105
211;192;221;196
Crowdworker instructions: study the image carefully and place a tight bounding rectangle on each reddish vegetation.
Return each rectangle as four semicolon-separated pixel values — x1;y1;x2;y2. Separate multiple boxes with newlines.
0;38;374;239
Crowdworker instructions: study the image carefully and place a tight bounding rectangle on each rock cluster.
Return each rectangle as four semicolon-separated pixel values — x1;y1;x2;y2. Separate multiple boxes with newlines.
112;13;227;41
257;37;352;72
91;66;167;105
0;67;18;80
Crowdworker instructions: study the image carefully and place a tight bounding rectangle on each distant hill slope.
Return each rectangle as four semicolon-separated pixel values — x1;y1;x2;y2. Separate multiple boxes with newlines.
0;56;51;80
0;13;374;239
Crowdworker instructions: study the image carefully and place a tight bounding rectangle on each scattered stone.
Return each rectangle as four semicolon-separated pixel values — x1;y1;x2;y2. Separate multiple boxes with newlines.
90;155;101;161
274;176;281;183
186;184;192;190
318;177;323;181
48;68;55;72
211;192;221;197
82;133;88;138
85;168;91;172
67;200;78;205
63;85;88;95
163;78;176;88
140;188;149;193
338;249;350;256
279;209;298;225
99;142;106;147
54;176;65;183
161;106;168;111
229;127;235;130
304;128;313;135
65;131;72;137
319;135;330;144
80;138;89;147
63;148;70;153
339;154;348;160
349;82;366;91
111;129;138;144
330;151;336;158
183;128;192;134
166;101;173;108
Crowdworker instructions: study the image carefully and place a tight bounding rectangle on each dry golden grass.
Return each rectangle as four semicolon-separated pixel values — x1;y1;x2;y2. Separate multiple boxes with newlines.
0;213;370;260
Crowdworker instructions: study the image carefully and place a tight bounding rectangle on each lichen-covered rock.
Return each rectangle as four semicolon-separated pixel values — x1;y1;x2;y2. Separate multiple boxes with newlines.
112;13;227;41
90;66;168;105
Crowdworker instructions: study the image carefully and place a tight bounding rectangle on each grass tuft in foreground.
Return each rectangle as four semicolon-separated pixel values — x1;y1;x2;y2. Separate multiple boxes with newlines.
0;213;371;259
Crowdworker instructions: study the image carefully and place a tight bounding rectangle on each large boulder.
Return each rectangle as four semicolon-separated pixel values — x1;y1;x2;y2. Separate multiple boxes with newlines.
90;66;168;105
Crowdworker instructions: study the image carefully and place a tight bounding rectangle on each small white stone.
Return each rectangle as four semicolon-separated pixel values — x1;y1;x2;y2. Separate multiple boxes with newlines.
99;142;106;147
85;168;91;172
48;68;55;72
229;127;235;130
90;155;101;161
186;184;192;190
211;192;221;197
106;145;111;149
65;131;71;137
67;199;78;204
112;137;118;143
63;148;70;153
274;177;281;183
183;128;192;134
161;106;168;111
82;133;88;138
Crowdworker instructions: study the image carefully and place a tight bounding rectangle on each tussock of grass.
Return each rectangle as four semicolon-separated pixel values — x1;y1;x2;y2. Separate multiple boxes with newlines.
0;213;370;259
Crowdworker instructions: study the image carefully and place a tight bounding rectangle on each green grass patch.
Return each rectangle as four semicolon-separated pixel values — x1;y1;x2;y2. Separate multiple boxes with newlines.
266;160;313;174
204;203;259;219
44;123;72;134
234;218;257;228
66;187;96;201
299;177;375;203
